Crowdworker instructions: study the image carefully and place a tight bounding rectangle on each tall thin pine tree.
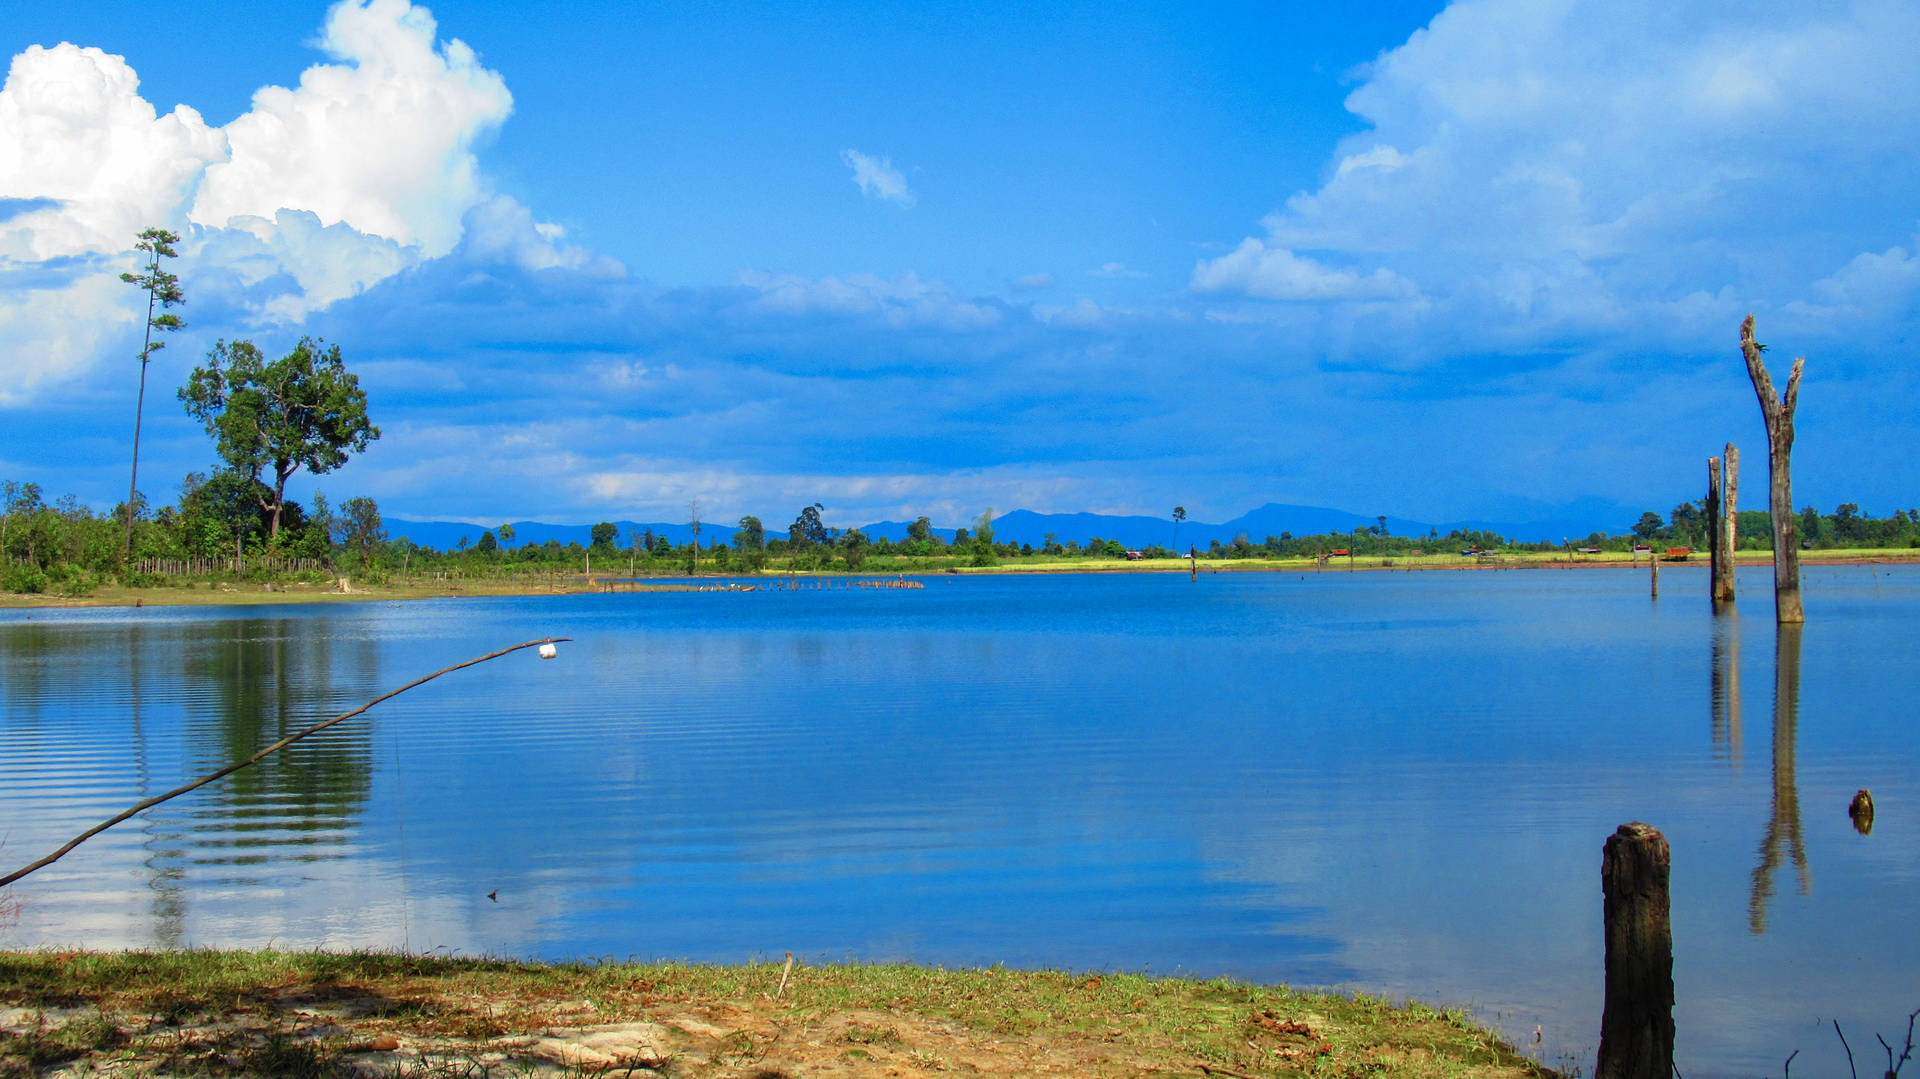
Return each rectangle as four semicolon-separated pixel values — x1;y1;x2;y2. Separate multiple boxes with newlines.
120;228;185;562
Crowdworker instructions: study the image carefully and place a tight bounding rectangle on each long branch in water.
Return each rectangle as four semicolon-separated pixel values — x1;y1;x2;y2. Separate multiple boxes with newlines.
0;636;571;888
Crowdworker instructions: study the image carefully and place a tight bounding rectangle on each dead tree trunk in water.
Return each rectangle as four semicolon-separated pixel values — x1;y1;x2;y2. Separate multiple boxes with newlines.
1716;444;1738;604
1706;456;1722;602
1597;822;1675;1079
1739;316;1804;623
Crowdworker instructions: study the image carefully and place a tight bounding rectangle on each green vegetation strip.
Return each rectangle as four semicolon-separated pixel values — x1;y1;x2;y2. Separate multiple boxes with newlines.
0;950;1557;1077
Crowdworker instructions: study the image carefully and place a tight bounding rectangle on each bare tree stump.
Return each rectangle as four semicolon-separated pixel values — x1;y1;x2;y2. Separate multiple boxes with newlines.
1707;455;1722;603
1717;444;1739;603
1739;316;1804;623
1849;789;1874;836
1598;822;1674;1079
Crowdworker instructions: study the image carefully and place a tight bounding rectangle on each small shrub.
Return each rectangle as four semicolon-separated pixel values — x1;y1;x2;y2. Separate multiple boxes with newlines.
48;565;98;597
3;563;49;594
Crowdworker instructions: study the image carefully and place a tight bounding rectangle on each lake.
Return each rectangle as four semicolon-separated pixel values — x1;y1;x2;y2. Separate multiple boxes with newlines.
3;565;1916;1076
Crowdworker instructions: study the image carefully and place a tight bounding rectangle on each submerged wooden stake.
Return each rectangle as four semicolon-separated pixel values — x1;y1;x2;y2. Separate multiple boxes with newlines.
1597;822;1675;1079
0;637;572;889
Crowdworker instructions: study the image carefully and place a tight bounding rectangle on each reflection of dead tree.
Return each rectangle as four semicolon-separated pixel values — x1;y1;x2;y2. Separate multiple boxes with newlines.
1749;623;1808;933
1710;612;1743;762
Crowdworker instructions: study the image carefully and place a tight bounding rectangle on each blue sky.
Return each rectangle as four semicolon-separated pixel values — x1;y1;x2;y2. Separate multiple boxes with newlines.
4;0;1917;531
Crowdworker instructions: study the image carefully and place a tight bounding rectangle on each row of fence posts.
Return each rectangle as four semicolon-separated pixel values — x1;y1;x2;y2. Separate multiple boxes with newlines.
132;556;330;576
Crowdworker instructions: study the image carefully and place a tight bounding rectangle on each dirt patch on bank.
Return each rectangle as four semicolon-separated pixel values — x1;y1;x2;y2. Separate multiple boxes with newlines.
0;951;1559;1078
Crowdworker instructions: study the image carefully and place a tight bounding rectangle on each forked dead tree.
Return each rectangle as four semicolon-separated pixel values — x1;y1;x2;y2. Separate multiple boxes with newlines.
1739;316;1804;623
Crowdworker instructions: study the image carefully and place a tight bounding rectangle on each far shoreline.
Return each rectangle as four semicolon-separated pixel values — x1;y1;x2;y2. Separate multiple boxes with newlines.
4;548;1915;611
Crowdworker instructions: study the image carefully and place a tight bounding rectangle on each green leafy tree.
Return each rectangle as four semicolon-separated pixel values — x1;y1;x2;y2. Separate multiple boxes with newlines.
340;497;385;568
839;527;870;570
120;228;185;559
475;530;498;555
498;522;516;547
1632;511;1664;540
1797;505;1823;547
1;480;37;560
907;516;931;542
1669;501;1702;545
735;515;766;551
1171;505;1186;549
971;508;998;567
179;337;378;543
1833;503;1865;545
790;503;828;548
298;490;337;562
590;521;618;551
175;469;273;560
732;515;767;573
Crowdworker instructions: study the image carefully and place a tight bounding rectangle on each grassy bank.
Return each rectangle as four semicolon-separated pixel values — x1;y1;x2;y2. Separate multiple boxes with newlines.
0;950;1558;1078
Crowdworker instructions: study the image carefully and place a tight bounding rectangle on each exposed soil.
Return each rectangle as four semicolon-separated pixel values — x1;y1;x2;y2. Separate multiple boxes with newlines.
0;953;1558;1079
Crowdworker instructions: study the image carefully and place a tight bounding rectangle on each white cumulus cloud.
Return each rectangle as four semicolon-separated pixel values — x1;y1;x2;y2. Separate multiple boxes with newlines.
0;44;226;260
1194;0;1920;353
190;0;512;255
840;148;914;206
0;0;543;402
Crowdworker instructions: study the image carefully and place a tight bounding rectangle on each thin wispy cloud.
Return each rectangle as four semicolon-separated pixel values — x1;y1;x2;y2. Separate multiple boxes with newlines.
839;148;914;206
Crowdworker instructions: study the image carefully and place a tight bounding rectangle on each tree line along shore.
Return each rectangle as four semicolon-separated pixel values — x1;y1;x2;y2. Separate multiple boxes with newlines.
5;475;1918;603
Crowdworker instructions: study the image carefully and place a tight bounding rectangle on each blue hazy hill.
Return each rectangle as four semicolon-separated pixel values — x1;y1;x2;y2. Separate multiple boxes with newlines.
389;498;1639;553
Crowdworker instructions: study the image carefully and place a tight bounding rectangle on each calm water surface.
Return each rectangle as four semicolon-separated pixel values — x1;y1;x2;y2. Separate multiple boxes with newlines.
3;565;1917;1076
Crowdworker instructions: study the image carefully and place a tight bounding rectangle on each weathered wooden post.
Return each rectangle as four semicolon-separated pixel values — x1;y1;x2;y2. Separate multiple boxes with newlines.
1706;456;1722;601
1597;822;1675;1079
1716;444;1738;603
1739;316;1804;623
1649;543;1659;599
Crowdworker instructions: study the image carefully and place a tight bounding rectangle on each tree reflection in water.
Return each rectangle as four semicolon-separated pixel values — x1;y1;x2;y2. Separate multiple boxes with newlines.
1748;623;1808;934
128;622;187;947
182;620;378;882
1709;610;1742;764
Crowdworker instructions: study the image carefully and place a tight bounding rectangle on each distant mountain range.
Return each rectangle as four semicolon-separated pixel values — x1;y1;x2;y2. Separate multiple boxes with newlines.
388;500;1639;552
